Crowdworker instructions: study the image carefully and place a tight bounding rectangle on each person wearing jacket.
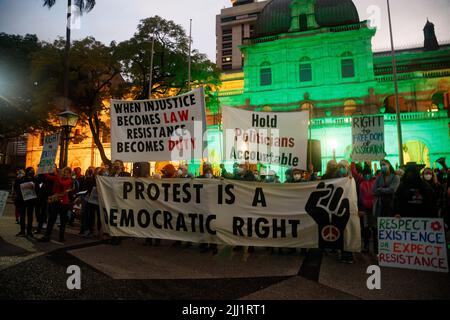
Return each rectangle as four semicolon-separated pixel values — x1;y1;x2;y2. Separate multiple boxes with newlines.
421;167;444;217
358;167;376;253
39;167;74;242
35;173;53;234
372;159;400;218
14;167;38;237
393;164;436;218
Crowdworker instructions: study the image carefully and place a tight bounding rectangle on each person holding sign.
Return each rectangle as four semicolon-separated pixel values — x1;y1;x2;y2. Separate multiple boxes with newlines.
13;167;38;237
39;167;74;243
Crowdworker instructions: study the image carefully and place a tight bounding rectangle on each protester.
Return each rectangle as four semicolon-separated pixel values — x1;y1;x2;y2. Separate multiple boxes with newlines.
178;164;193;178
421;167;444;217
14;167;38;237
336;160;350;178
110;160;131;177
161;164;177;179
358;167;376;253
285;168;293;183
291;168;303;183
109;160;131;245
197;167;218;254
13;169;25;224
79;167;96;236
321;160;338;180
393;164;436;218
234;163;256;181
35;172;53;234
372;159;400;218
39;166;74;242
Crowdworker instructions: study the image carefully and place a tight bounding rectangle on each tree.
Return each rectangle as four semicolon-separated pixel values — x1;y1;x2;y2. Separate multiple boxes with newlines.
0;33;54;164
32;37;124;166
42;0;96;108
116;16;221;109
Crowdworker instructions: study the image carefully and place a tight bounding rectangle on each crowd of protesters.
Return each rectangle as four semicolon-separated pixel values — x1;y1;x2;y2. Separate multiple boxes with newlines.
11;157;450;262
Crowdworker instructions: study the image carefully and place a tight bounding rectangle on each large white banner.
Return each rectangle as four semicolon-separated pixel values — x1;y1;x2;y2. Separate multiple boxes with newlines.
97;176;361;252
351;115;386;161
110;87;206;162
222;106;309;169
37;134;60;174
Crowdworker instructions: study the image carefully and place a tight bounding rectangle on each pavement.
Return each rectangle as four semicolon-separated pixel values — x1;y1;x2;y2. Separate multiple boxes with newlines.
1;201;450;300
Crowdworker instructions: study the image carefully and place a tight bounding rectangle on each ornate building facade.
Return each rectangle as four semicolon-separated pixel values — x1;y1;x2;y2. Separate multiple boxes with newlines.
214;0;450;172
26;0;450;176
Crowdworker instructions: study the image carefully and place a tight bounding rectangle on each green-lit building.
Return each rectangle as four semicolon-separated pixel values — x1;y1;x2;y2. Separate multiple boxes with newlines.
208;0;450;174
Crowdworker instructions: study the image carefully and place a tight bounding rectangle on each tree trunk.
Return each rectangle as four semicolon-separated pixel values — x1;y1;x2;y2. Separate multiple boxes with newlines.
88;113;111;167
0;138;8;165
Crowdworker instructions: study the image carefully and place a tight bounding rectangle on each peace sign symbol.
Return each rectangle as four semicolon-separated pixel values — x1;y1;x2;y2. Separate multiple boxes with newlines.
321;225;340;242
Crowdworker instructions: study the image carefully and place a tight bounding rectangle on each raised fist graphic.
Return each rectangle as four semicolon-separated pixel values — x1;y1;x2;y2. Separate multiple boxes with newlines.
305;182;351;250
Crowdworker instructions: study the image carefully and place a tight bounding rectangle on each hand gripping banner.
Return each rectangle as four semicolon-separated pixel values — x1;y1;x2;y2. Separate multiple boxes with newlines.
96;176;361;252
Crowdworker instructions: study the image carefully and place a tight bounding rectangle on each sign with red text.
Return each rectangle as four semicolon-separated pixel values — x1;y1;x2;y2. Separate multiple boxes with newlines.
222;106;309;169
37;134;60;174
351;115;386;161
378;217;448;273
110;88;206;162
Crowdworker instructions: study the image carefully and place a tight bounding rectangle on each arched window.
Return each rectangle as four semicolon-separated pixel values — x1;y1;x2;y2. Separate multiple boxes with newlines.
383;96;407;113
341;52;355;78
431;91;450;111
299;57;312;82
260;62;272;86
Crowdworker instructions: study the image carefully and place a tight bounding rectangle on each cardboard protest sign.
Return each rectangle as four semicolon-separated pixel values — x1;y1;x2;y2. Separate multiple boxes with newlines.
96;176;361;252
351;115;386;161
20;182;37;201
110;87;206;162
37;134;60;174
378;217;448;273
222;106;309;169
0;191;8;217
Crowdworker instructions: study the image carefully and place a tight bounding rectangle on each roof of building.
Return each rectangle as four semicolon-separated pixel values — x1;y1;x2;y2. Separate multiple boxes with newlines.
254;0;360;38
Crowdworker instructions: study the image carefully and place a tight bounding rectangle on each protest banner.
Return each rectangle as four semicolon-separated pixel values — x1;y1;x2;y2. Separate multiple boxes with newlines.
20;182;37;201
0;191;8;217
96;176;361;251
110;87;206;162
222;106;309;169
378;217;448;273
351;115;386;161
37;134;60;174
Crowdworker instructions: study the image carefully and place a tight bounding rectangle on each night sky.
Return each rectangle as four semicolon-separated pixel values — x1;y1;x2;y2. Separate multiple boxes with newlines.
0;0;449;61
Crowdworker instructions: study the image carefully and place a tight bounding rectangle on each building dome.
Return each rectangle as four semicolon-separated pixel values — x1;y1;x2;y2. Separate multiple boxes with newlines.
254;0;360;38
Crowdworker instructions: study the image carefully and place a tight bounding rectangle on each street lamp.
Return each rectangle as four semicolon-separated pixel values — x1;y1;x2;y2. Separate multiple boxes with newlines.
58;110;79;169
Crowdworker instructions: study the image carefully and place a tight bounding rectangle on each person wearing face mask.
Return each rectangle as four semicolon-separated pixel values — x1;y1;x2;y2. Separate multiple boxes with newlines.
336;160;350;178
372;159;400;219
421;168;443;216
178;164;193;178
234;163;256;181
13;167;39;237
393;164;436;218
358;167;376;253
198;167;215;179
